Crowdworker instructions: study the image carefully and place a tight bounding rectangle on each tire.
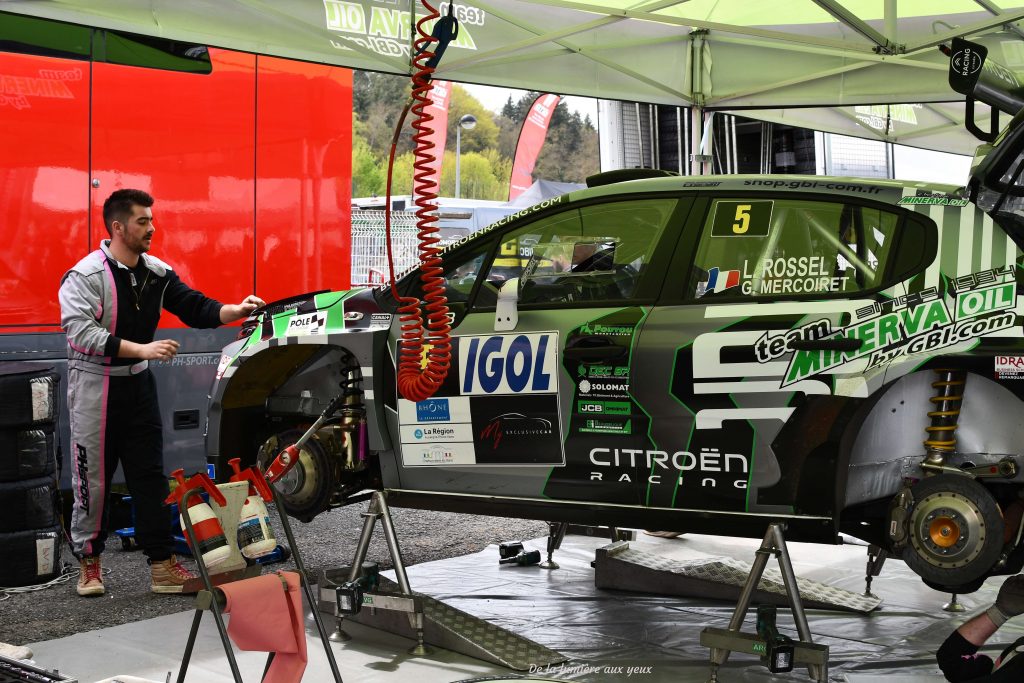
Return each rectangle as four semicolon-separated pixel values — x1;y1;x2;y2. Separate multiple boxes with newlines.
0;424;58;482
902;474;1004;589
0;524;62;587
257;429;335;522
0;477;60;532
0;362;59;428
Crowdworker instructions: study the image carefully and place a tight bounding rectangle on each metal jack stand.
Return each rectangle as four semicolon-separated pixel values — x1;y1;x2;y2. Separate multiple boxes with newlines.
176;483;344;683
944;593;967;612
700;523;829;683
325;490;431;656
864;544;886;599
540;522;567;569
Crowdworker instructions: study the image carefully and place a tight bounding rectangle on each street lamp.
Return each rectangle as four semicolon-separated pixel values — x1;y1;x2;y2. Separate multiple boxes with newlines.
454;114;477;199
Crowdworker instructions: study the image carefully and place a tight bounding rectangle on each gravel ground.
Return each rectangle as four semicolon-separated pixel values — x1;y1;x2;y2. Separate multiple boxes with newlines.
0;505;547;646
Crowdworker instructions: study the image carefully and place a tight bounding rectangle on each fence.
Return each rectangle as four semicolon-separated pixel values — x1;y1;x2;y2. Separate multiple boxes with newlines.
350;210;462;287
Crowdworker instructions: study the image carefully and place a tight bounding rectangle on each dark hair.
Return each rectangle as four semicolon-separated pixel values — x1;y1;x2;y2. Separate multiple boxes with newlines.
103;189;154;235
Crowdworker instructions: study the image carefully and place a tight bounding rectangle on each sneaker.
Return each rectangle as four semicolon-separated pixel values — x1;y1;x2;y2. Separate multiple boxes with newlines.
77;556;104;596
150;555;197;594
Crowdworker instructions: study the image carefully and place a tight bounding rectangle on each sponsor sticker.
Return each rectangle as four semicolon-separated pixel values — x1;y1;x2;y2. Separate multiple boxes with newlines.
399;424;473;442
459;332;558;395
580;418;632;434
415;398;451;422
996;356;1024;380
286;311;327;336
403;443;477;467
577;400;631;415
370;313;393;328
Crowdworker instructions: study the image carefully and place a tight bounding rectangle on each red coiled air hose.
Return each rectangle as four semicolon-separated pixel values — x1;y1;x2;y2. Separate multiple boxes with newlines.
385;0;451;402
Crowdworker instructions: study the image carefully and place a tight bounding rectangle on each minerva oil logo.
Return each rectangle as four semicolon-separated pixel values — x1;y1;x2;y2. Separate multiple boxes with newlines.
324;0;481;58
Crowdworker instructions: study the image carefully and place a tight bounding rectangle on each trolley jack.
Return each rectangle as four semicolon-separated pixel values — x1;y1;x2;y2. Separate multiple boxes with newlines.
700;523;829;682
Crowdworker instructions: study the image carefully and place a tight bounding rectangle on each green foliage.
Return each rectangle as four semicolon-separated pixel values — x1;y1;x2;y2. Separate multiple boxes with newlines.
351;72;598;200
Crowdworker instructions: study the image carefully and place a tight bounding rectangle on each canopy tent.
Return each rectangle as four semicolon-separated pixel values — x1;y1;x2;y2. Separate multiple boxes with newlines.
5;1;1024;152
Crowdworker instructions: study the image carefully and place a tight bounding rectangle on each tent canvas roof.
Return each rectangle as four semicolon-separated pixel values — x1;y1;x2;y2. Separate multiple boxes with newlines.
5;1;1024;151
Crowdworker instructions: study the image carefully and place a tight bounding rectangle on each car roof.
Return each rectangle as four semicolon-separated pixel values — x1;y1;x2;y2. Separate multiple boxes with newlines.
567;173;965;204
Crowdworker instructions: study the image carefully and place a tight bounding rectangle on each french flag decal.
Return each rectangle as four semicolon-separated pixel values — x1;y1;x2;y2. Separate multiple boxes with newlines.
702;267;740;294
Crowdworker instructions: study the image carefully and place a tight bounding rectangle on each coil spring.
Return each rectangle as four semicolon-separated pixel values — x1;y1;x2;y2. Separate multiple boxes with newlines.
924;368;966;454
383;0;452;403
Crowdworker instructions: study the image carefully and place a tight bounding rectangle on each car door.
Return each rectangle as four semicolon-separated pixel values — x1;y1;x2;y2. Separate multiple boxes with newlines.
393;195;692;505
631;190;932;520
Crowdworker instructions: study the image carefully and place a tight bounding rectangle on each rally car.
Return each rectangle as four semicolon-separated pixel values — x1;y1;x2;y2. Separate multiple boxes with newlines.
206;111;1024;593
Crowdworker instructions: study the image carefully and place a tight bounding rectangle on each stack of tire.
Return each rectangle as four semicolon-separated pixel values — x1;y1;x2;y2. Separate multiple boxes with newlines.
0;362;63;587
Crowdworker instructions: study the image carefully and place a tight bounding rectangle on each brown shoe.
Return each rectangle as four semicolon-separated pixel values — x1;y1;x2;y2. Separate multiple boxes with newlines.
77;556;104;596
150;554;197;594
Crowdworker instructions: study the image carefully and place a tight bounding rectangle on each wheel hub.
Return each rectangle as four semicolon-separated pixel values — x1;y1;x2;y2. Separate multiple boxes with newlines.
910;492;984;568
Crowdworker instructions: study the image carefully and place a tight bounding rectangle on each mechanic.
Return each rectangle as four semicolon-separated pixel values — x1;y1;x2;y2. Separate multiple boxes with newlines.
58;189;264;597
937;575;1024;681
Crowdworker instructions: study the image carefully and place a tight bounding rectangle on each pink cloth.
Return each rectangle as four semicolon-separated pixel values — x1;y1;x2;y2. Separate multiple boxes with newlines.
219;571;307;683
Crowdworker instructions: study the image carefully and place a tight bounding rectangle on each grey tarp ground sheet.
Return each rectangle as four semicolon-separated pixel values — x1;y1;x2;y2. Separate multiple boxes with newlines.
27;532;1024;682
6;1;1024;153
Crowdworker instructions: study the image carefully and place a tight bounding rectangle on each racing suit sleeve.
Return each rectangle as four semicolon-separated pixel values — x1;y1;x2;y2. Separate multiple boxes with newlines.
937;630;994;681
59;271;119;357
162;270;224;329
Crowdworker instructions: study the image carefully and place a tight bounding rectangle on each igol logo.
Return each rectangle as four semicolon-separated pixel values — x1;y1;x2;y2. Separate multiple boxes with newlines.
459;333;556;395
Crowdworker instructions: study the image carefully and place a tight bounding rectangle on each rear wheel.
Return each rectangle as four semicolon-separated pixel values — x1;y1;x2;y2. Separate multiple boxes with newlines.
902;474;1003;589
257;429;336;522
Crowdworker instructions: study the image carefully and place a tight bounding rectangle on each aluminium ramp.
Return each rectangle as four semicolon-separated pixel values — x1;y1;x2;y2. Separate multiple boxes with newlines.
594;541;882;614
329;576;567;671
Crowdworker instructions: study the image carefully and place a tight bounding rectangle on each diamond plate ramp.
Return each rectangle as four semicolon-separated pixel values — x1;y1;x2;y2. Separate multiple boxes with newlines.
594;542;881;613
327;576;567;671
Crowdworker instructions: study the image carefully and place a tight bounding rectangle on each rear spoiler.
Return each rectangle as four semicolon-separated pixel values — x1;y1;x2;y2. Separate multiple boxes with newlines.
945;37;1024;142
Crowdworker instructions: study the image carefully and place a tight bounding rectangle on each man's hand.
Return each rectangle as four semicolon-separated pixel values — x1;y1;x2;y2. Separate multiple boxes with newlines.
137;339;180;361
987;575;1024;626
220;294;266;324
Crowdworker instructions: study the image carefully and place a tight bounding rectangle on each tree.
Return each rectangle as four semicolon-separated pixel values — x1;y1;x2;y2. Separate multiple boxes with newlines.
448;85;499;153
351;113;385;198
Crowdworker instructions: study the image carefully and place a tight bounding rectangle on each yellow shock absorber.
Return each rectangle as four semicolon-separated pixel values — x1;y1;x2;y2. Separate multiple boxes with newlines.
923;368;967;466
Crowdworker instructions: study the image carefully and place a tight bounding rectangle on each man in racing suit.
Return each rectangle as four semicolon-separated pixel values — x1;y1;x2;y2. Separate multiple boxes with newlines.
59;189;263;596
937;575;1024;681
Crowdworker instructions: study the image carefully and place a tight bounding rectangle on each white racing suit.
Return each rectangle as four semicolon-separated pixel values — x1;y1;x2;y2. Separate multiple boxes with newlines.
59;240;223;560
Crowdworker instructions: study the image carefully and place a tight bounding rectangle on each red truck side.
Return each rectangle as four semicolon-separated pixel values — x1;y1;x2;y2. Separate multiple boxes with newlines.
0;12;353;482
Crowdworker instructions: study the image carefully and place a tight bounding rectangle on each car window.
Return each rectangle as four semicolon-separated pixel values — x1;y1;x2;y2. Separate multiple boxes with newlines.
402;243;491;304
688;198;900;300
476;199;677;307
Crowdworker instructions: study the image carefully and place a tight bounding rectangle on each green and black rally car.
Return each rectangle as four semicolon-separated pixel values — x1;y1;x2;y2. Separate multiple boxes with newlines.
207;112;1024;594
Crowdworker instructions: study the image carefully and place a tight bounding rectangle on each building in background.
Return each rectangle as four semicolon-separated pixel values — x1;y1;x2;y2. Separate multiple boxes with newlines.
598;100;913;181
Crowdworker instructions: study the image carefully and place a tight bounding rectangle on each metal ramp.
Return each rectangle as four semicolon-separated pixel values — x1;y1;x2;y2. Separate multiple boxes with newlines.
594;540;882;613
316;491;566;672
322;576;566;671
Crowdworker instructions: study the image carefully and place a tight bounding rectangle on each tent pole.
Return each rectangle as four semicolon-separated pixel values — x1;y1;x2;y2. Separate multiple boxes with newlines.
677;107;684;175
689;106;702;175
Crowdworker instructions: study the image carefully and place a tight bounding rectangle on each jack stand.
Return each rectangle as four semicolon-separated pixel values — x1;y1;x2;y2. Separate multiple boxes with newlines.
700;523;829;683
944;594;966;613
864;544;886;599
539;522;567;569
327;491;431;656
329;616;352;642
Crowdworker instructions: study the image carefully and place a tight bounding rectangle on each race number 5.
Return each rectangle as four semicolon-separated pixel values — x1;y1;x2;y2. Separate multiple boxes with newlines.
732;204;751;234
710;200;773;237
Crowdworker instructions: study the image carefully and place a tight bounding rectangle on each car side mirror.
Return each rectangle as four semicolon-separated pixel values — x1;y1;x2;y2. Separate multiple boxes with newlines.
495;278;519;332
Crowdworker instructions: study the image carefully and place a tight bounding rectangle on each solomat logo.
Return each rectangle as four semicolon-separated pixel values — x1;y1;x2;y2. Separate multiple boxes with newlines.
75;443;89;513
480;412;553;449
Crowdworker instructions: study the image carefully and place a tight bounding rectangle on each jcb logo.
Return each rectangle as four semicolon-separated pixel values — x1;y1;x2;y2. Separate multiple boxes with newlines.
580;402;603;413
